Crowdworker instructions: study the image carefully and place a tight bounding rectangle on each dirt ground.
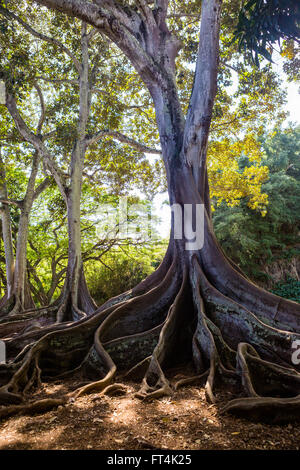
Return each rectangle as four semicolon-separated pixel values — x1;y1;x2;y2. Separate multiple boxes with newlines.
0;382;299;450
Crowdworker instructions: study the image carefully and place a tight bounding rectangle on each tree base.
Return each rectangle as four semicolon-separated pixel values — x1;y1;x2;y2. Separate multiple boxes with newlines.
0;247;299;423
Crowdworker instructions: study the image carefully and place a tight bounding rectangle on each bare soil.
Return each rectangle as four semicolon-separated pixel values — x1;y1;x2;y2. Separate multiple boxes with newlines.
0;381;299;450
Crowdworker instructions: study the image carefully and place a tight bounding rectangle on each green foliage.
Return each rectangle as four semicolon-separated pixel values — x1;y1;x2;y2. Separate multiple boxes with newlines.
86;244;166;305
234;0;300;65
271;278;300;303
213;125;300;286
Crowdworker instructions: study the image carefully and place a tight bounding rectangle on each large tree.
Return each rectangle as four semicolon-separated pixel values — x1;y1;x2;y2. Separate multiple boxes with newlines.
0;0;299;422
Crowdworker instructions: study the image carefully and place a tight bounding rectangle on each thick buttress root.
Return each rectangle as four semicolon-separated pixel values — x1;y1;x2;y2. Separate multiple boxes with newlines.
0;245;299;423
190;257;300;422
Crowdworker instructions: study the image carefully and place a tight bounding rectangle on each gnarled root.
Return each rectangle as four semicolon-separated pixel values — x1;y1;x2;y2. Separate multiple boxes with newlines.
0;243;299;423
0;398;66;420
190;256;300;422
0;256;179;404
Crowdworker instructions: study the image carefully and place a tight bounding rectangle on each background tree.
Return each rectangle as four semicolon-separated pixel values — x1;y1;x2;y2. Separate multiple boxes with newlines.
0;97;51;315
1;5;164;320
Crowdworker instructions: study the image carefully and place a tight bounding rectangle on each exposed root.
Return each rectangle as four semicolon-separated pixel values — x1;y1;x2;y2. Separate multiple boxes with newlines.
71;260;180;398
221;395;300;424
194;260;300;371
201;213;300;333
0;389;24;405
174;370;209;390
0;241;299;423
55;290;90;323
0;295;17;318
0;308;58;340
73;368;116;398
0;284;35;318
191;281;218;403
136;357;173;400
136;268;192;399
191;256;300;420
0;398;66;420
123;356;152;381
100;383;128;397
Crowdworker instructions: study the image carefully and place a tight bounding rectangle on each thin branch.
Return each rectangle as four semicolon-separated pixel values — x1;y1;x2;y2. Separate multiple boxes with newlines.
167;13;200;18
42;129;57;141
86;130;161;154
36;76;79;86
33;177;52;201
0;198;22;208
33;82;46;134
87;26;99;41
211;115;239;132
220;60;242;75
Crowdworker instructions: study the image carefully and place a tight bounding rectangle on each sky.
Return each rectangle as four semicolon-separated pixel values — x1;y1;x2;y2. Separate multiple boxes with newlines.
272;52;300;124
285;81;300;123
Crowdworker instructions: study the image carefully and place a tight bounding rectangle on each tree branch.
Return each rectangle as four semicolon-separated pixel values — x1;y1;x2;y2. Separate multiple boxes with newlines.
5;93;67;201
33;0;167;87
36;76;79;86
0;198;22;208
33;177;52;201
33;82;46;134
219;60;242;75
182;0;222;176
85;130;161;154
155;0;169;26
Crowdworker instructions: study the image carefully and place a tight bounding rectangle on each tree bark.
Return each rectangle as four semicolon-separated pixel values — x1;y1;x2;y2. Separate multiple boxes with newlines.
56;148;96;322
0;149;15;298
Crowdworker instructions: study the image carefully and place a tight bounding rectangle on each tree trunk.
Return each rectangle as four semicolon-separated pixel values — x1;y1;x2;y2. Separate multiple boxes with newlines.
1;130;299;420
0;151;36;315
56;146;97;322
0;150;15;299
11;210;35;311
